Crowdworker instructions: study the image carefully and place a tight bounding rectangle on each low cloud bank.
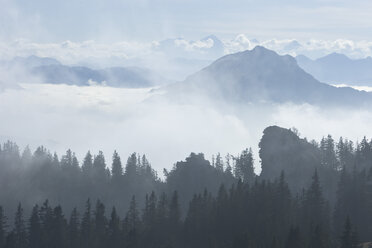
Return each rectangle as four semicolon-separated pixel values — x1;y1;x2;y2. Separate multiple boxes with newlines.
1;83;371;175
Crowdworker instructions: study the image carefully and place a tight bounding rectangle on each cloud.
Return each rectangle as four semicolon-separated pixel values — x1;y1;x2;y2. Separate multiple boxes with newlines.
1;83;372;175
3;35;372;67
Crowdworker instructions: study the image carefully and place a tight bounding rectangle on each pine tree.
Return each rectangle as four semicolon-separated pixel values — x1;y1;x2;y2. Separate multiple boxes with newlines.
302;170;331;247
28;205;42;248
72;154;79;170
108;207;121;248
125;153;138;177
225;154;233;177
285;226;302;248
124;196;139;248
39;200;53;248
94;200;107;248
305;170;325;223
4;231;16;248
0;206;6;248
68;208;80;248
80;199;93;248
51;206;68;248
169;191;180;227
21;146;32;165
125;196;139;231
93;151;106;176
340;217;358;248
111;151;123;181
333;168;352;237
215;153;224;172
337;137;354;170
52;152;60;167
13;203;27;248
156;192;169;225
234;148;255;182
60;149;73;168
320;135;338;170
308;225;325;248
82;151;93;175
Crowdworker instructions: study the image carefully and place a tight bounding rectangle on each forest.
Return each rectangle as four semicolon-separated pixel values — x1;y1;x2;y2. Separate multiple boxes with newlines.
0;126;372;248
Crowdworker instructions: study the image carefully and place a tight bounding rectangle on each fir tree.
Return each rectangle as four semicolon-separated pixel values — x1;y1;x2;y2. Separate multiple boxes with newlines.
68;208;80;248
94;200;107;248
340;217;358;248
28;205;41;248
285;226;302;248
108;207;121;248
13;204;27;248
80;199;93;248
0;206;6;248
111;151;123;181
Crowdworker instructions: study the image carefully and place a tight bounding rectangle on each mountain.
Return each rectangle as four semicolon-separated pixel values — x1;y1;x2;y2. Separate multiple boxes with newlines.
11;55;61;68
31;64;163;87
296;53;372;85
165;46;372;106
1;55;167;88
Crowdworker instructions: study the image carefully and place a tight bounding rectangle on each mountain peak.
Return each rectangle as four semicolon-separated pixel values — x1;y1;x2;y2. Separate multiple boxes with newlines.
317;52;350;62
168;47;371;106
211;46;297;72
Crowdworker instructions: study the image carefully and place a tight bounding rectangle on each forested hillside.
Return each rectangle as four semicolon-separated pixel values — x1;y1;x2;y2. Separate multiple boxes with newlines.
0;126;372;248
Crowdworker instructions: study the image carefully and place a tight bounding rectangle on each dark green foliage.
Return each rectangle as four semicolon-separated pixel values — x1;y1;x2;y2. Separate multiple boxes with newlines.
166;153;236;212
13;204;27;248
0;126;371;247
80;199;93;248
0;169;367;248
285;226;302;248
68;208;79;248
234;148;255;183
28;205;41;248
0;207;6;248
340;217;358;248
93;201;107;248
111;151;123;182
50;206;68;248
108;208;121;248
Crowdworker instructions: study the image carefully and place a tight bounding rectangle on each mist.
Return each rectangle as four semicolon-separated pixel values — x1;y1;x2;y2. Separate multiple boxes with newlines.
1;81;371;175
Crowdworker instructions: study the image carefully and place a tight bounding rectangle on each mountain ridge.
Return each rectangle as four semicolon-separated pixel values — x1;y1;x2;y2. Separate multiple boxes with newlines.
0;55;167;88
165;46;372;107
296;53;372;85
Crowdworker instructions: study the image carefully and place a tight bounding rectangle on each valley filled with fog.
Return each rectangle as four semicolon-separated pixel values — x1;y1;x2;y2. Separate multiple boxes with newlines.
2;36;372;173
1;80;372;174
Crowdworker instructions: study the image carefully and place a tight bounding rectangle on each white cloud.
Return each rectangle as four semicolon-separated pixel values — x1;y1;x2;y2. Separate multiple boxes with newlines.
2;35;372;84
3;36;372;67
1;83;372;175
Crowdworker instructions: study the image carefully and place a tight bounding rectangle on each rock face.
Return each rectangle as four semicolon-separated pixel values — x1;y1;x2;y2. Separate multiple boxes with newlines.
258;126;338;201
259;126;320;181
167;46;372;106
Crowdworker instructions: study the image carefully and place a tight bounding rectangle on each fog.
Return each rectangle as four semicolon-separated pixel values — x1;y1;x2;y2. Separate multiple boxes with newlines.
1;82;372;175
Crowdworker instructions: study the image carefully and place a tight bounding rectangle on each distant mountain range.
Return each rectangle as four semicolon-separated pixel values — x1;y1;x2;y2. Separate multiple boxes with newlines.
296;53;372;86
3;47;372;107
0;56;168;88
165;46;372;107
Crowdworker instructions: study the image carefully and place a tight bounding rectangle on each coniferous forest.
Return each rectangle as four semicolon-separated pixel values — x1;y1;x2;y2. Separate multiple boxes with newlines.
0;126;372;248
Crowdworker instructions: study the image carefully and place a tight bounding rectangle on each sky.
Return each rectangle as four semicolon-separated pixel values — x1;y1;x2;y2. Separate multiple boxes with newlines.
2;0;372;43
2;0;372;172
